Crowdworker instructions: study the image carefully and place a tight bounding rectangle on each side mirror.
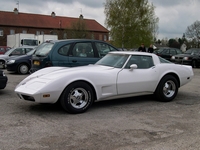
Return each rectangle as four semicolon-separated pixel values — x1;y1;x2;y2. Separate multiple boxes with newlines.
130;64;137;70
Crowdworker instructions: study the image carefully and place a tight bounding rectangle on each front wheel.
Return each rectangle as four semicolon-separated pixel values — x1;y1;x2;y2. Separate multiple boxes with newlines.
0;60;6;69
155;75;178;102
18;64;29;74
60;81;94;114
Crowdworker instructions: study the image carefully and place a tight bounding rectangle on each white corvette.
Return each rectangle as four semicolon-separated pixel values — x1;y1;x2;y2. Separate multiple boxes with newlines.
15;51;194;114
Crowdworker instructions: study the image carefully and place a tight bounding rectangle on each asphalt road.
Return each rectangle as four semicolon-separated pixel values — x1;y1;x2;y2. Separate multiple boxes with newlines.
0;69;200;150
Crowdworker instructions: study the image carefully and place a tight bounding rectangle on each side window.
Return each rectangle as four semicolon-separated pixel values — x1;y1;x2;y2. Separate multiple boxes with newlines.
177;49;182;54
25;48;33;53
125;55;154;69
170;49;176;55
72;42;94;58
58;44;70;56
95;42;117;57
11;48;24;55
162;49;169;54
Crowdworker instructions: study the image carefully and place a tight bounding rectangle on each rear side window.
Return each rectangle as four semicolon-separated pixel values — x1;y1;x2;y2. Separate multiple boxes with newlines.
159;57;172;63
95;42;117;57
58;44;70;56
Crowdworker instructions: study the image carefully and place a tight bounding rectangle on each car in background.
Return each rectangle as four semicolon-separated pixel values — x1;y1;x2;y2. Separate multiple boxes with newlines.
0;46;36;69
154;47;183;61
31;39;119;72
171;48;200;68
0;69;7;89
0;46;11;55
6;49;36;74
15;51;193;114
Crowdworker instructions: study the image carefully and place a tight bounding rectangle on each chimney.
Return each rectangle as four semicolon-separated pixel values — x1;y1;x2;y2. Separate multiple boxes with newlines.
79;14;83;20
51;12;56;17
13;8;18;14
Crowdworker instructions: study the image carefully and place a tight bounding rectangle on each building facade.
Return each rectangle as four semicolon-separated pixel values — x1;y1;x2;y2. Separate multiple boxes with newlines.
0;9;109;46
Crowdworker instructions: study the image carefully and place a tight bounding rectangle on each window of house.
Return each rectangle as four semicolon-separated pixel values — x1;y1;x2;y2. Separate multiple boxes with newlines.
91;34;94;39
104;35;107;41
0;30;3;36
63;33;67;39
99;34;102;40
10;29;15;35
22;30;27;33
36;31;40;35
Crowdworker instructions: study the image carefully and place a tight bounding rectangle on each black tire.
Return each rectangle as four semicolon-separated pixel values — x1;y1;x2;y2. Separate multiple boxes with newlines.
155;75;178;102
18;64;29;74
0;60;6;69
192;60;196;68
60;81;94;114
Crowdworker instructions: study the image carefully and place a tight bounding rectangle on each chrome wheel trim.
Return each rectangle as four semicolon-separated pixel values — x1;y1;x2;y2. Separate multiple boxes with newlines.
69;88;89;109
163;80;176;98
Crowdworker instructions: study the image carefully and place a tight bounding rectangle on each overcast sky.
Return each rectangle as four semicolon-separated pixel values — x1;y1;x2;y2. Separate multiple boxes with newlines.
0;0;200;40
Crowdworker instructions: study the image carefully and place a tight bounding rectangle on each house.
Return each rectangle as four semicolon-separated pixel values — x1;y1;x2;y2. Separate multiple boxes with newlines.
0;8;109;46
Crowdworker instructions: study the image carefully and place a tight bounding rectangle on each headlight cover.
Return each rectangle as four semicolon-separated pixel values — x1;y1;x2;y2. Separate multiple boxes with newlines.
171;56;175;59
183;57;189;60
7;60;15;64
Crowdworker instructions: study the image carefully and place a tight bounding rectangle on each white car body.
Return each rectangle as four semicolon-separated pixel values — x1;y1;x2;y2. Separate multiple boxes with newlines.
15;51;194;113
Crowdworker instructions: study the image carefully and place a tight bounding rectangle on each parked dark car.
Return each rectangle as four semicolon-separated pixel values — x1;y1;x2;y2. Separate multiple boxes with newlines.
6;49;36;74
0;46;11;55
0;46;36;69
31;39;119;72
154;47;183;61
171;48;200;68
0;70;7;89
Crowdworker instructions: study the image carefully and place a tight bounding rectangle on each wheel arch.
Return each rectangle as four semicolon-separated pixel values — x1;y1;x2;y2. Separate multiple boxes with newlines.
155;72;180;92
58;80;97;102
17;62;31;69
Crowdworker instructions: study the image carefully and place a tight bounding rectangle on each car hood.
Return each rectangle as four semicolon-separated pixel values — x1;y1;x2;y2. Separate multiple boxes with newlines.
16;65;115;87
42;65;114;79
173;53;193;57
0;55;8;59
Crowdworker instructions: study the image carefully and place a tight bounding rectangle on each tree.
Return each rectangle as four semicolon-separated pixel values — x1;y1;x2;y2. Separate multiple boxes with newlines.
104;0;159;48
65;16;89;39
185;20;200;48
168;38;180;48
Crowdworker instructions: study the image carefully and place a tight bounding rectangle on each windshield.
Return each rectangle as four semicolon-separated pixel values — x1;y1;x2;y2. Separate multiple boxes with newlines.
26;49;36;55
34;42;54;57
96;53;129;68
185;49;200;55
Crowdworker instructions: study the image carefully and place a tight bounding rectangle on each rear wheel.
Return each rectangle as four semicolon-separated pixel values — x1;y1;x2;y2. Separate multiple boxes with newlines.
155;75;178;102
60;81;94;114
18;64;29;74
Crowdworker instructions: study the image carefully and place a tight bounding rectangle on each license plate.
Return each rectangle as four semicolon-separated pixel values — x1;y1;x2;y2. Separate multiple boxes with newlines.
33;61;40;65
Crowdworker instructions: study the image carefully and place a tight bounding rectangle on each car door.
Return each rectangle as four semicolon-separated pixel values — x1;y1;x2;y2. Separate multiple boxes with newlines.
68;42;99;67
117;55;159;95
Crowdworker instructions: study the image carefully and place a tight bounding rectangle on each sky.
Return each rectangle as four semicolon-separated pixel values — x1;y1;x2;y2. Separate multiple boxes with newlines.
0;0;200;40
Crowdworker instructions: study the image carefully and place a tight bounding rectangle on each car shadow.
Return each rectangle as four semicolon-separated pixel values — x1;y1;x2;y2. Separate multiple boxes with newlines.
23;94;156;115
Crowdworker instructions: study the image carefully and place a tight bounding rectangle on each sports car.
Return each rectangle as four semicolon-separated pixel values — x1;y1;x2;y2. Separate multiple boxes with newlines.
15;51;194;114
